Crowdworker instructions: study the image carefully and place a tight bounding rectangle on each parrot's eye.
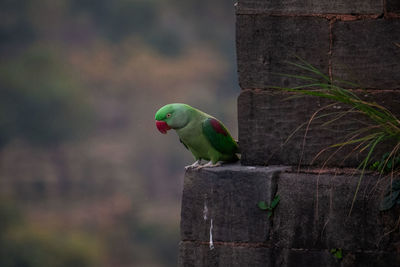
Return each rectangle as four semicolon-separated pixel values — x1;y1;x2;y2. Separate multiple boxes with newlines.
166;113;171;118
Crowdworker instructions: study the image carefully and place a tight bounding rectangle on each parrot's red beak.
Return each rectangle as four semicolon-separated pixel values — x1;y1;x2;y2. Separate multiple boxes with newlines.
156;120;171;134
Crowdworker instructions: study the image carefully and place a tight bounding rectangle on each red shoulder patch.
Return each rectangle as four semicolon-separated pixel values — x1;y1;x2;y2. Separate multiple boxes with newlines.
210;118;228;136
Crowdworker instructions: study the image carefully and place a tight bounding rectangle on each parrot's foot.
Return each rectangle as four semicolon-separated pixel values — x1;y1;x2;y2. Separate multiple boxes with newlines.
196;161;221;169
185;160;201;170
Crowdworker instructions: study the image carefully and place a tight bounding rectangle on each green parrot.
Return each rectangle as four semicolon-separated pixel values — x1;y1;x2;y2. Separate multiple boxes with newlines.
155;103;239;169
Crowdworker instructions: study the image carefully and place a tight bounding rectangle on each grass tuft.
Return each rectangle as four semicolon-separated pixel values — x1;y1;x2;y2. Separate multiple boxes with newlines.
275;57;400;215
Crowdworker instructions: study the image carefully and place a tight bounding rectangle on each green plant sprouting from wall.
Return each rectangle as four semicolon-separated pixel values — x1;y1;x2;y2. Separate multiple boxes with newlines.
273;57;400;214
330;248;343;261
370;153;400;174
258;195;280;218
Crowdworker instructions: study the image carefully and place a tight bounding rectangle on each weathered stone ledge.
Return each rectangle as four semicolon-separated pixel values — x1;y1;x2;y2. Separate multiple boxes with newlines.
179;241;400;267
179;164;400;266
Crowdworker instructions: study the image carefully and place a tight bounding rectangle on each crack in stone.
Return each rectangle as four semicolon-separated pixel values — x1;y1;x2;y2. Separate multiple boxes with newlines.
328;18;336;83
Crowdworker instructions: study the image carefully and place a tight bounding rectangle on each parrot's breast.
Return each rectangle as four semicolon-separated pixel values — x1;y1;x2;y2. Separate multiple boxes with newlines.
176;119;219;161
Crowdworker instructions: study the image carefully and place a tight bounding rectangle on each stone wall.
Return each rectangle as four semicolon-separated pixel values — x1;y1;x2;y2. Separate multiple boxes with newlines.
178;1;400;266
236;0;400;166
179;165;400;266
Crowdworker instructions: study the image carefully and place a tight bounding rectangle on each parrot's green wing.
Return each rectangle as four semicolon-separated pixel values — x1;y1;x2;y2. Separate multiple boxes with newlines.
202;118;238;155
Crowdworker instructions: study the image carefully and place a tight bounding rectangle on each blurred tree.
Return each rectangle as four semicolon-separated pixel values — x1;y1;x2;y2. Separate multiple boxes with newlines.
0;0;238;266
0;47;93;148
70;0;182;56
0;201;22;238
0;201;104;267
0;0;35;55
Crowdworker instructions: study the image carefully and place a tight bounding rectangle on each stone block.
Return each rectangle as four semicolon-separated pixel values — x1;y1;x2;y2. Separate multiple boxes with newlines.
236;15;329;89
387;0;400;13
178;242;272;267
273;172;390;250
179;166;400;266
332;19;400;90
274;249;339;267
179;242;400;267
276;249;400;267
236;0;383;15
238;89;400;166
339;251;400;267
180;164;289;243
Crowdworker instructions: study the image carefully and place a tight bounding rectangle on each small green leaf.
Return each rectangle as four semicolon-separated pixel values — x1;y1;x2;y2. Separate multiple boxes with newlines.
380;180;400;211
257;201;269;210
267;211;273;218
370;161;380;170
270;195;280;209
382;152;390;160
379;190;400;211
334;249;343;260
387;161;393;169
330;248;343;260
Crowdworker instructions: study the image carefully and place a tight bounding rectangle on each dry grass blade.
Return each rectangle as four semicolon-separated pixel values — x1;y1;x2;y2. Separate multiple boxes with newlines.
348;134;385;216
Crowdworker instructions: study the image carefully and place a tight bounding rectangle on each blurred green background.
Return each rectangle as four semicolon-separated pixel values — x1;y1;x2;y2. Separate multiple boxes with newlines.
0;0;238;266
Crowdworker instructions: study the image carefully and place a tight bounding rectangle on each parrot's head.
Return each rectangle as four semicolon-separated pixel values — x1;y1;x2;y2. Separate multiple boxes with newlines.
155;103;191;134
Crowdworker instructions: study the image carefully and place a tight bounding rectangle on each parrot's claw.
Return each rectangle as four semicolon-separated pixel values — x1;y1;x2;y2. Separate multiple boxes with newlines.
185;160;201;170
195;161;221;170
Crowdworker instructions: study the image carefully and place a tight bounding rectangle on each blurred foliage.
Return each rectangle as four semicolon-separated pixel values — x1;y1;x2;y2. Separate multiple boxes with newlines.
0;201;104;267
0;201;22;236
71;0;159;39
0;0;238;266
0;47;93;147
69;0;184;56
0;0;36;49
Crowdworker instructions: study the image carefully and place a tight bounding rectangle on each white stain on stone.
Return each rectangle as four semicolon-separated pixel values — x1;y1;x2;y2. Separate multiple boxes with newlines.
203;200;208;221
209;218;214;250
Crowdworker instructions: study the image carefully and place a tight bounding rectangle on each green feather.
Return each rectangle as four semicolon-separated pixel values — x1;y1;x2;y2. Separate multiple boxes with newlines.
202;118;239;155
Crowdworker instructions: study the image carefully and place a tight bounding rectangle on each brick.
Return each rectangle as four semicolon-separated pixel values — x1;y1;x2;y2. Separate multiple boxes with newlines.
332;19;400;90
238;90;400;166
236;0;383;15
236;15;329;89
180;164;289;243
